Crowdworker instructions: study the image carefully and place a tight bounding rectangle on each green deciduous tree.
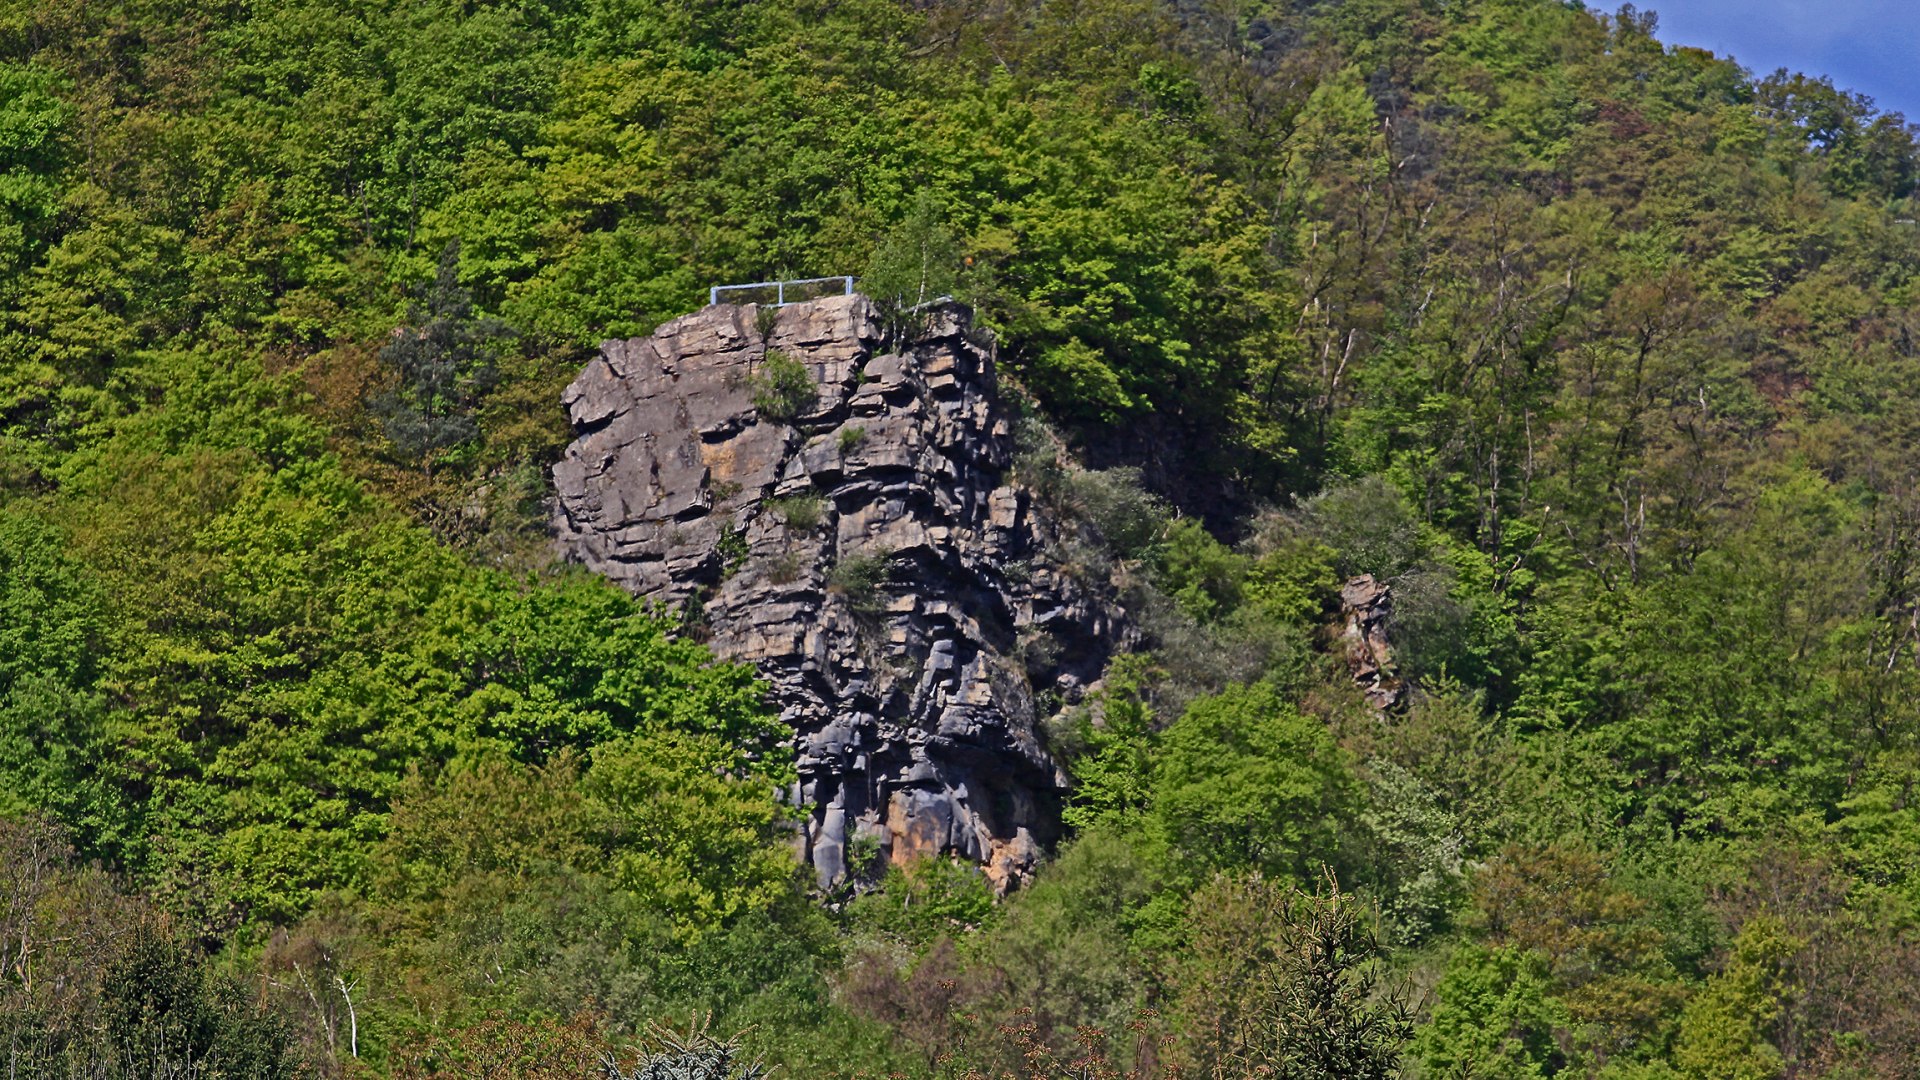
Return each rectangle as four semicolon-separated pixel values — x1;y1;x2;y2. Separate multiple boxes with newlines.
1151;682;1358;883
1412;945;1565;1080
588;731;796;939
1671;917;1797;1080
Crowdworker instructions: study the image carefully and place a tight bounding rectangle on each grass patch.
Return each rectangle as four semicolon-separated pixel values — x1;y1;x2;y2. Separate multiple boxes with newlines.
768;494;826;532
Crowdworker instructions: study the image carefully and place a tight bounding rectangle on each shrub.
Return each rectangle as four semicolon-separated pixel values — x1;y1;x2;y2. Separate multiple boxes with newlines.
827;551;889;616
0;817;306;1078
716;520;749;573
847;857;995;941
1409;946;1561;1080
766;551;807;585
836;425;865;454
390;1014;604;1080
1298;476;1424;580
1067;467;1170;561
752;350;816;422
1154;517;1247;623
1151;682;1360;883
1016;628;1062;681
862;190;961;337
1356;760;1467;944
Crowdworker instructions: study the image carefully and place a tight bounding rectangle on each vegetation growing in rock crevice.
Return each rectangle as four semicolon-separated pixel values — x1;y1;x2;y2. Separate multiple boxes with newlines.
827;550;891;619
751;351;817;423
766;494;824;533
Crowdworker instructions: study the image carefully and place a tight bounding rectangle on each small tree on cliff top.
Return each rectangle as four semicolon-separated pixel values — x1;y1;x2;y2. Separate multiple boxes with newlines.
864;191;961;334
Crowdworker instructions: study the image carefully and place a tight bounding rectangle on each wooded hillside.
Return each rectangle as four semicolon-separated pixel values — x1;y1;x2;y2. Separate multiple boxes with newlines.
4;0;1920;1075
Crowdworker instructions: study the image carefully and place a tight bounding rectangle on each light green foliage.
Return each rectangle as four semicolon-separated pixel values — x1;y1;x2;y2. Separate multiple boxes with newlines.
1239;516;1340;627
966;829;1163;1042
1151;683;1358;883
1057;656;1159;832
1337;684;1525;850
0;62;68;286
846;856;995;943
1515;466;1883;838
588;732;795;939
376;757;594;891
1671;917;1798;1080
1413;946;1566;1080
0;348;786;929
1154;518;1247;624
1356;761;1467;944
0;511;120;853
864;190;961;330
367;755;657;1025
1833;750;1920;915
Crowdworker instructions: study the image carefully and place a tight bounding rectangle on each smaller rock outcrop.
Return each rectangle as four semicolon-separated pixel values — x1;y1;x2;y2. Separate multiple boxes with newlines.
553;295;1130;891
1339;574;1402;711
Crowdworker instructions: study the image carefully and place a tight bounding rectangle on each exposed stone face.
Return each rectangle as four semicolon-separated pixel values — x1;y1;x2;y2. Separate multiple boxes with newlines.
553;294;1127;891
1339;574;1402;711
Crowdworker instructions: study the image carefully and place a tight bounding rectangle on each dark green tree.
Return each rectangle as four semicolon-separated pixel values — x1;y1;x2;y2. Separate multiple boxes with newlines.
374;242;510;462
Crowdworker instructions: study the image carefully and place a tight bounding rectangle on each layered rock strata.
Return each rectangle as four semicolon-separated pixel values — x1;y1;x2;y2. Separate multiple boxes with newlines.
553;295;1126;891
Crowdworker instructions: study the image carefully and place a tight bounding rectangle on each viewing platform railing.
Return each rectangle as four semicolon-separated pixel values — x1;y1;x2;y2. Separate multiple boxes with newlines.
710;275;856;308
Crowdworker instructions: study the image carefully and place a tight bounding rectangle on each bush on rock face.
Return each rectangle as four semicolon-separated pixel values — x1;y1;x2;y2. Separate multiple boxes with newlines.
751;351;815;423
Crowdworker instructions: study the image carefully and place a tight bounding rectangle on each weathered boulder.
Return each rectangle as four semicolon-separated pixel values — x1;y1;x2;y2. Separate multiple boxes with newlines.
554;294;1128;891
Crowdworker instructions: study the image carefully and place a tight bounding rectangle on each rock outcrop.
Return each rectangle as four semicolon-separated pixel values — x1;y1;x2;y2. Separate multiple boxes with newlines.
1339;574;1402;711
553;294;1127;891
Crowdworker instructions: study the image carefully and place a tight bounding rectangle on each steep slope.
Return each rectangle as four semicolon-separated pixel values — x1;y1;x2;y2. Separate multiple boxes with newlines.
553;294;1128;889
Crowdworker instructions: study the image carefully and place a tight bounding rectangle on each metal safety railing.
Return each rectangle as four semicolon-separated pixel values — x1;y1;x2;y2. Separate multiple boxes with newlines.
709;275;857;308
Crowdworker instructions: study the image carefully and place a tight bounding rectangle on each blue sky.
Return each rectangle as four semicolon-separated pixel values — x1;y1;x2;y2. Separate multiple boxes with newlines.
1646;0;1920;120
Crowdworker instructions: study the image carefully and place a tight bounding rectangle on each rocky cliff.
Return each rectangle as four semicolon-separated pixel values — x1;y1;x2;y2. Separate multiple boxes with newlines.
552;294;1127;891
